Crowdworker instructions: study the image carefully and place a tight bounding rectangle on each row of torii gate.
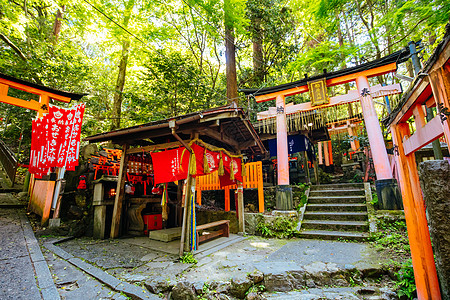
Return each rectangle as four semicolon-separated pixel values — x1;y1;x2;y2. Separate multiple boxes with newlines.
242;44;447;299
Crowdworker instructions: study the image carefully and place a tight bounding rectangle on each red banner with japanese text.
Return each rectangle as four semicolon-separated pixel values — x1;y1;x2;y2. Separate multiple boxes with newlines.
28;103;85;177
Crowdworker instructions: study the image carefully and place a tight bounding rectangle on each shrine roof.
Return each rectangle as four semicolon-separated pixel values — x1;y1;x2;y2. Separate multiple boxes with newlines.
0;73;86;101
84;105;267;156
239;48;411;97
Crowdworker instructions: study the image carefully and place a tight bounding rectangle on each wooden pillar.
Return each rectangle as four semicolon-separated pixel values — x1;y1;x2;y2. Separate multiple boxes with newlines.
257;161;264;213
110;144;129;239
391;123;441;300
303;151;311;183
313;159;319;185
323;140;330;166
180;153;196;255
38;94;50;118
347;122;357;151
276;95;289;185
356;76;392;180
93;182;106;239
318;142;323;165
237;181;244;232
328;140;333;165
225;186;230;211
430;68;450;152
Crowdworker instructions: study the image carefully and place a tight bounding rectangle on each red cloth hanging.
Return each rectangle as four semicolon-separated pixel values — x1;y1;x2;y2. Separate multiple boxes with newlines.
190;143;220;177
28;104;85;177
151;147;189;185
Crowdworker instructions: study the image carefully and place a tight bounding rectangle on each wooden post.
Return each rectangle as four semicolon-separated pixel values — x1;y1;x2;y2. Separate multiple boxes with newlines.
318;142;323;165
225;186;231;211
237;181;244;233
430;68;450;151
356;75;392;180
303;151;311;183
313;159;319;185
38;94;50;118
328;140;333;165
323;141;330;166
257;161;264;213
184;177;196;252
180;155;196;256
391;123;441;300
276;95;289;185
347;122;357;151
110;144;129;239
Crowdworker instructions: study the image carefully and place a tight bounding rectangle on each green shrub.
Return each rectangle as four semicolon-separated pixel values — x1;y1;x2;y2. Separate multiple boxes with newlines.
180;252;197;264
395;259;416;299
256;216;298;239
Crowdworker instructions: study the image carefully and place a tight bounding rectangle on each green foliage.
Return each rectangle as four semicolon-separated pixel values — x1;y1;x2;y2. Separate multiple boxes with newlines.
318;168;332;184
370;192;379;207
256;216;298;239
370;219;409;256
395;259;416;299
294;183;309;211
180;252;198;264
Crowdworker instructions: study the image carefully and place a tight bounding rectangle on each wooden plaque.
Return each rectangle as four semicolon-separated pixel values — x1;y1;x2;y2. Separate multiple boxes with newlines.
308;79;329;106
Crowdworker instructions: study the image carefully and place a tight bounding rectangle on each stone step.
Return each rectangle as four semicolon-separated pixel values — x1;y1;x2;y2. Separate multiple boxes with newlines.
309;189;365;197
298;229;369;241
303;211;368;221
308;195;366;204
306;203;367;212
310;183;365;191
301;220;369;232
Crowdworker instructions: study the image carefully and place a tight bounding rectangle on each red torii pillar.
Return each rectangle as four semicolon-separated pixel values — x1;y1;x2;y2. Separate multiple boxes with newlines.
275;95;293;209
356;76;393;180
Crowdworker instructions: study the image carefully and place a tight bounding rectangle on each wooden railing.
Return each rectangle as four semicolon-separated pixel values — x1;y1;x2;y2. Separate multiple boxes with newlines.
0;138;17;186
196;161;264;212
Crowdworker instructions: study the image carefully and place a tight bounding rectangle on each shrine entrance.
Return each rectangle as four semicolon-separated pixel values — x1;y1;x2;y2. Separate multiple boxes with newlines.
240;49;411;211
0;73;85;225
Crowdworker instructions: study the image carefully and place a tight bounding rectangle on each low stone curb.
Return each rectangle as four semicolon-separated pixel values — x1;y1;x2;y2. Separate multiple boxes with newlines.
44;241;159;300
19;213;61;300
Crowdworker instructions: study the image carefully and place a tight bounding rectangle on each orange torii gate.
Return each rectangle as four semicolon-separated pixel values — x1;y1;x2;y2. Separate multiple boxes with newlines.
256;83;403;168
241;49;411;211
0;73;85;225
382;28;450;300
242;42;443;298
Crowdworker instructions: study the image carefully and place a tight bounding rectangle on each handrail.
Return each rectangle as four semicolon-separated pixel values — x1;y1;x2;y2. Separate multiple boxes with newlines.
0;138;17;186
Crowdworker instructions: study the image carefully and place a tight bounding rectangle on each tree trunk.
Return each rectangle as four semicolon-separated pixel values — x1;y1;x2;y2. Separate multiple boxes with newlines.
51;5;65;44
225;25;238;105
252;17;264;84
111;39;130;130
224;0;238;106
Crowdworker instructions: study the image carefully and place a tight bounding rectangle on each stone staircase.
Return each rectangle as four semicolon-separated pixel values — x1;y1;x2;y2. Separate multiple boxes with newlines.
299;183;370;241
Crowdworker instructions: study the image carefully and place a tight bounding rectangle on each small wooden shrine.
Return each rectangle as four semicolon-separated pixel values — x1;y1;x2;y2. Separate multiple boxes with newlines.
84;105;266;255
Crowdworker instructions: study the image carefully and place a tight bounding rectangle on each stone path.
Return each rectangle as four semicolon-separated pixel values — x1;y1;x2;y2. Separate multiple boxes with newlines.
0;207;58;300
42;248;129;300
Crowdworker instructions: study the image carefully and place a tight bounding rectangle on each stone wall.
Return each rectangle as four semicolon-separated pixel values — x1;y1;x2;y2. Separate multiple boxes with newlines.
418;160;450;299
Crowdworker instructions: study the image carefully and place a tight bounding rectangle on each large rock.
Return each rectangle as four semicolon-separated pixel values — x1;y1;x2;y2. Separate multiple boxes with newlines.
144;277;173;294
229;275;253;299
248;270;264;284
264;271;294;292
209;281;231;294
171;281;196;300
419;160;450;300
304;261;331;286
